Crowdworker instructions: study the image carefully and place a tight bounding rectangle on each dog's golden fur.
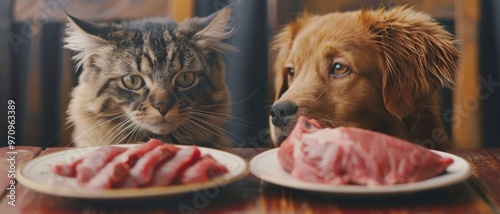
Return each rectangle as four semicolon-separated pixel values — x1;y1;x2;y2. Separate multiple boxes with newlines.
270;6;458;150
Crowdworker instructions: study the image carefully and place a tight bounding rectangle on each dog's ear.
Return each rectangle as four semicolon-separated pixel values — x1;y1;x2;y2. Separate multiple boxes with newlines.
272;13;311;100
365;6;459;119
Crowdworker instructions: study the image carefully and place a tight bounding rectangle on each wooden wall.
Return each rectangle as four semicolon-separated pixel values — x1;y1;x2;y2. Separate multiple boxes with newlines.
454;0;481;148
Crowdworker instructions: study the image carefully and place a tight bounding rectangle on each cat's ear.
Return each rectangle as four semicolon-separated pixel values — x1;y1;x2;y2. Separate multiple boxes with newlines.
193;7;235;53
64;13;116;47
196;7;233;39
66;13;114;39
64;13;117;69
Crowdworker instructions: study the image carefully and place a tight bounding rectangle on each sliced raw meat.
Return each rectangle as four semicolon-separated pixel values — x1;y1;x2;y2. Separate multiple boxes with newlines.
85;139;164;189
53;139;230;189
122;144;179;188
52;157;83;177
85;163;130;189
151;147;201;186
75;146;128;183
179;154;229;184
108;139;165;166
279;116;454;186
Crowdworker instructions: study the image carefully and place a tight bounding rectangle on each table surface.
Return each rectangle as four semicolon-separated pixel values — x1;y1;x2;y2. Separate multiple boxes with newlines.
1;146;500;214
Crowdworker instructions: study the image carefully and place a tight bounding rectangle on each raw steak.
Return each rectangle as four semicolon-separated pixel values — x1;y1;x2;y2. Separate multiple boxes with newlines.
179;154;229;184
278;118;321;173
151;147;201;186
278;116;454;186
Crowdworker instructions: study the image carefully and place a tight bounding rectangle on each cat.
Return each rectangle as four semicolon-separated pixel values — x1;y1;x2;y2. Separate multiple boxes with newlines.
64;8;234;148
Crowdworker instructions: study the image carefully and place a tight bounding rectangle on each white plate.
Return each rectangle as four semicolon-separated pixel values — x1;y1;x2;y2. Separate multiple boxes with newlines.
250;148;471;195
17;145;249;199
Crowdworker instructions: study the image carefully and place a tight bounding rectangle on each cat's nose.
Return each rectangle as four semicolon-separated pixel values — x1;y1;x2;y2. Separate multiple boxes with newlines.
154;103;169;116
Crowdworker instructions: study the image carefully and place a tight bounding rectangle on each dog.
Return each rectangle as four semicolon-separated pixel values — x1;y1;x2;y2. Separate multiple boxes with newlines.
269;6;459;150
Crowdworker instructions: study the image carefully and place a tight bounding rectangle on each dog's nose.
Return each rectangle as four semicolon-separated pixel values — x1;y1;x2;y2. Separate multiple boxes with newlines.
270;101;298;127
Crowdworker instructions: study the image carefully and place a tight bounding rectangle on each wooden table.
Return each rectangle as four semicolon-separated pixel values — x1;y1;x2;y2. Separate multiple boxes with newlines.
1;146;500;214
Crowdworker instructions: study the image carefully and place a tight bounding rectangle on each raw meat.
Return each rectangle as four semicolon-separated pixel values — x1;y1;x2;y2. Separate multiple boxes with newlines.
85;162;130;189
278;118;321;173
179;154;229;184
85;139;164;189
52;139;229;189
74;146;128;182
151;147;201;186
278;116;454;186
52;157;83;177
122;144;179;187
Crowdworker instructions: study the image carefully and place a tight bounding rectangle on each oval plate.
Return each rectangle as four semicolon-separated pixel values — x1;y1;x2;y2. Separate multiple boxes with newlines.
17;145;249;199
250;148;471;195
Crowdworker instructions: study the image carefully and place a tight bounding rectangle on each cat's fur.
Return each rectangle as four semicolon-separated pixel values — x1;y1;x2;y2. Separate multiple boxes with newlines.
65;8;233;148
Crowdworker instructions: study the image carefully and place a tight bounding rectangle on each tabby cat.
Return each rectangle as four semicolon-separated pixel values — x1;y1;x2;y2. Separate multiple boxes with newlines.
64;8;233;148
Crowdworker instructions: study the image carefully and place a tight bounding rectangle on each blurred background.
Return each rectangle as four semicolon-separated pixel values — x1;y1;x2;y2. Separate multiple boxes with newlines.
0;0;499;148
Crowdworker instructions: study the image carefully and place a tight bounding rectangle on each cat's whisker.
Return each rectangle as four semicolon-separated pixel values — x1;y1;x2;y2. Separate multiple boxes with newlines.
190;112;229;124
173;121;211;144
172;121;195;144
64;112;123;126
187;117;226;136
190;108;232;117
191;109;250;123
107;117;136;145
131;122;145;143
187;117;238;147
94;122;126;146
176;121;201;145
190;112;254;130
124;122;142;144
135;123;147;143
97;117;133;146
199;101;271;121
198;87;262;108
114;122;140;145
70;114;125;147
191;109;259;131
63;113;123;138
55;112;124;145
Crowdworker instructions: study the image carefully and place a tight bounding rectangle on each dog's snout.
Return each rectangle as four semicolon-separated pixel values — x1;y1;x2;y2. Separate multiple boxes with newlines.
270;101;298;127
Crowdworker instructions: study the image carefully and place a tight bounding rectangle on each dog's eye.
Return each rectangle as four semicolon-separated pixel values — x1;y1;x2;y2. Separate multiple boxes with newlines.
286;67;295;76
330;63;351;78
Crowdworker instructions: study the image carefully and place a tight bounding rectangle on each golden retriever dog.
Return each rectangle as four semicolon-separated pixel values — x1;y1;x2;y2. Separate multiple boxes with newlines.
270;6;458;150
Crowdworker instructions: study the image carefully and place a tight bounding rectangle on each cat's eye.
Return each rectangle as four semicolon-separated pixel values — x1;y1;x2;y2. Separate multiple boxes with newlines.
176;72;196;88
330;63;351;78
122;75;144;90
